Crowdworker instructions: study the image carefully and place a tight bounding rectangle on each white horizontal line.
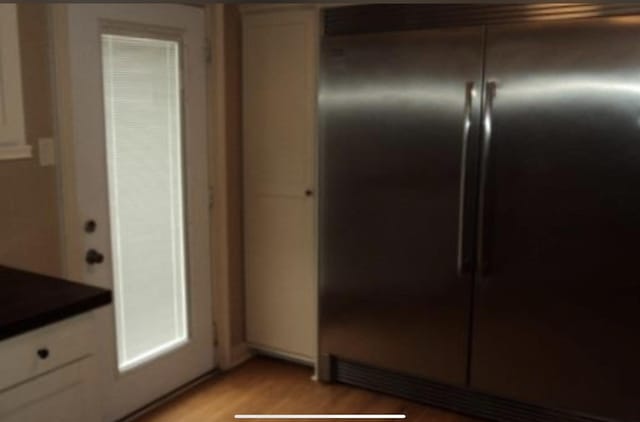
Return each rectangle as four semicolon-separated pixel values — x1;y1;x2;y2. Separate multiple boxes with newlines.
234;415;406;419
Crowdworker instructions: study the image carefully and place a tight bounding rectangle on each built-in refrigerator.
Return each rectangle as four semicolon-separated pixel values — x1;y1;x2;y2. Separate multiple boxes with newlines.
319;5;640;422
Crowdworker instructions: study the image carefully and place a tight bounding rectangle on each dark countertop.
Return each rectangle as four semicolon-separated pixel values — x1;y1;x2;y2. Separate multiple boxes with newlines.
0;266;112;341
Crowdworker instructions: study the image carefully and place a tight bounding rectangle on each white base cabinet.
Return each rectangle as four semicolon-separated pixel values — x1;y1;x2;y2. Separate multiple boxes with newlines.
0;315;100;422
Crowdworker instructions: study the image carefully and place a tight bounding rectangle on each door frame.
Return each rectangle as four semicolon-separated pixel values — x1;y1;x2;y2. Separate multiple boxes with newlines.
48;3;239;374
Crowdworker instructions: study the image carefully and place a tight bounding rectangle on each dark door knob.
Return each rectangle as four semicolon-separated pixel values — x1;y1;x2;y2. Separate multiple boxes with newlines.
305;189;314;197
84;219;97;233
85;249;104;265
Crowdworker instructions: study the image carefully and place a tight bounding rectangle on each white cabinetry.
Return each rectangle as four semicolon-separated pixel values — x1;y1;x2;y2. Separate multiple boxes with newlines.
0;315;100;422
0;4;31;160
242;6;318;363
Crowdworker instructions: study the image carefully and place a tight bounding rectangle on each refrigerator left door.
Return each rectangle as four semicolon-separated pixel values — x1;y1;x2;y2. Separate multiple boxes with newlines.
319;27;484;385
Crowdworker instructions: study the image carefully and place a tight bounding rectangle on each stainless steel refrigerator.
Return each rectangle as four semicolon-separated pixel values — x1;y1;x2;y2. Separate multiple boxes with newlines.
319;5;640;422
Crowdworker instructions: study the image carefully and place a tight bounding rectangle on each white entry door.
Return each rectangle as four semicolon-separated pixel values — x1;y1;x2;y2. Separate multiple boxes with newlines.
61;4;214;420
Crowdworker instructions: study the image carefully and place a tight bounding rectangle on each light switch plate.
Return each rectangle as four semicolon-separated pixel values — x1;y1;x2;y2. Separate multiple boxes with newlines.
38;137;55;166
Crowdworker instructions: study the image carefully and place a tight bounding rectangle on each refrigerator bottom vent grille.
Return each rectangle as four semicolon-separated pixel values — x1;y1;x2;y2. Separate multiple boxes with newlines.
333;359;606;422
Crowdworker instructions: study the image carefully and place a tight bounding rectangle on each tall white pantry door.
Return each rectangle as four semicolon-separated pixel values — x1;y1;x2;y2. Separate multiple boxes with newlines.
243;8;318;362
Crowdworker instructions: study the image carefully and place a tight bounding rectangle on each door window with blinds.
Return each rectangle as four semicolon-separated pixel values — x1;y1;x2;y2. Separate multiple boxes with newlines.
101;33;188;371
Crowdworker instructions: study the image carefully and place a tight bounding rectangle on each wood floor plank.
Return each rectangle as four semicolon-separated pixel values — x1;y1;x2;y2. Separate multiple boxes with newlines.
136;357;485;422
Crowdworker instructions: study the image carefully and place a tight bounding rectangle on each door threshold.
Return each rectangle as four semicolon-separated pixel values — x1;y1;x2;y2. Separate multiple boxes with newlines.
118;368;220;422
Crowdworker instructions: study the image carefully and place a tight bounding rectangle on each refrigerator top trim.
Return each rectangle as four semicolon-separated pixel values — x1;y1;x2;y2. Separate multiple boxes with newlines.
324;4;640;36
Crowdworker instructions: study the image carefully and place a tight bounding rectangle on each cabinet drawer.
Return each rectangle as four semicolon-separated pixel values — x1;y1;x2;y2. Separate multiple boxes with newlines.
0;359;98;422
0;315;93;391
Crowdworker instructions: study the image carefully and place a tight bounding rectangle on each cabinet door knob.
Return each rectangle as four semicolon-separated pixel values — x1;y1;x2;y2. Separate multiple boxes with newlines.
305;189;314;197
37;348;49;359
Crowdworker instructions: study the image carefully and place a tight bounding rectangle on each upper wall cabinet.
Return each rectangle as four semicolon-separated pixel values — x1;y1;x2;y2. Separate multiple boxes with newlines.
0;4;31;160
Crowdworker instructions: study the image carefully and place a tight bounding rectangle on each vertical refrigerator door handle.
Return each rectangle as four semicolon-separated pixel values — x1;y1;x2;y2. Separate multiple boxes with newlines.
477;81;497;276
457;81;475;276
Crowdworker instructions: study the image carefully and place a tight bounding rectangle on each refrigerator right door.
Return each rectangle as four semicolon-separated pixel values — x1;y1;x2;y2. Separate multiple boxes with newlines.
471;17;640;421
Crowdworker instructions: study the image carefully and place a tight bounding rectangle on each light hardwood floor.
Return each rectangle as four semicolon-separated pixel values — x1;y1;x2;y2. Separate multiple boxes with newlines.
136;357;484;421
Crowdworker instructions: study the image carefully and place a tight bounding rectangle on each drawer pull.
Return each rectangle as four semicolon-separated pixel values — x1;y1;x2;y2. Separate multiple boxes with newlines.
37;348;49;360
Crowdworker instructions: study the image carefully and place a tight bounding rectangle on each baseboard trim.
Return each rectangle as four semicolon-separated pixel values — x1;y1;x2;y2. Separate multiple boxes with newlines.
332;358;609;422
248;343;315;367
228;342;254;369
